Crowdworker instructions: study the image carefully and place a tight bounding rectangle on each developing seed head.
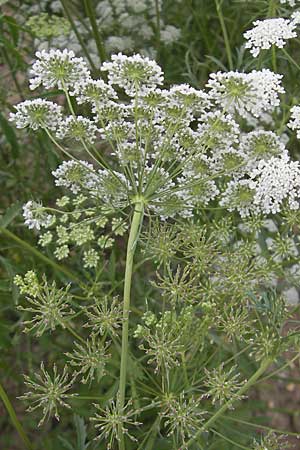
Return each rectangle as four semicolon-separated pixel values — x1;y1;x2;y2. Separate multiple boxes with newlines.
160;393;206;449
84;296;123;337
16;274;74;336
66;335;110;384
252;432;290;450
91;398;141;449
203;364;246;407
19;362;76;426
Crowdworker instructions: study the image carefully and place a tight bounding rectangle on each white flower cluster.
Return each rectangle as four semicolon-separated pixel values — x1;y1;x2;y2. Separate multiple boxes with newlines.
102;53;164;96
52;160;98;194
288;105;300;138
221;155;300;216
56;116;100;144
29;49;91;90
244;14;300;57
280;0;300;6
13;49;300;228
207;70;284;119
23;201;54;230
9;99;62;131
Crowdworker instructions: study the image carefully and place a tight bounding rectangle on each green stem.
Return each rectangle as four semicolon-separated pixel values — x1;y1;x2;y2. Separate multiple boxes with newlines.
118;199;144;450
60;0;97;71
215;0;233;70
186;357;272;448
83;0;107;63
0;381;34;450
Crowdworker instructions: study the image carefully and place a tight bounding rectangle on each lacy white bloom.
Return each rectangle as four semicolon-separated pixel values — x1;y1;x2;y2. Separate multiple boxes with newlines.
9;99;62;130
251;156;300;213
220;179;258;217
167;84;209;114
70;78;118;106
287;105;300;138
102;52;164;96
197;111;240;151
240;130;288;169
52;160;98;194
56;115;100;143
29;49;91;90
244;16;299;57
160;25;181;45
280;0;300;7
23;201;54;230
207;70;284;118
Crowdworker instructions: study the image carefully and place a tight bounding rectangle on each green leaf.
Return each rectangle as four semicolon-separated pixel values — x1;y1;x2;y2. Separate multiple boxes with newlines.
0;203;21;228
74;415;88;450
3;15;19;45
0;112;20;157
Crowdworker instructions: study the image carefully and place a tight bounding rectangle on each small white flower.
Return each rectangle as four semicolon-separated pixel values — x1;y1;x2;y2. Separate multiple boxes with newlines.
160;25;181;45
280;0;300;7
83;248;100;268
220;179;258;217
244;17;299;57
9;99;62;131
54;245;70;260
207;70;284;119
23;200;54;230
70;78;117;106
250;156;300;214
102;52;164;96
29;48;91;90
56;115;100;144
52;160;98;194
240;130;288;169
288;105;300;138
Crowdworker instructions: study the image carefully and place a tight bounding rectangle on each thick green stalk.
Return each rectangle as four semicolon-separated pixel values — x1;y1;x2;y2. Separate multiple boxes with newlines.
215;0;233;70
60;0;96;71
83;0;107;63
0;381;34;450
118;199;144;450
186;357;273;448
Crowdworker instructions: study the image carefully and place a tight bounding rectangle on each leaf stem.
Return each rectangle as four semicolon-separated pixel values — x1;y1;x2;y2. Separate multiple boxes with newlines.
118;198;144;450
0;381;34;450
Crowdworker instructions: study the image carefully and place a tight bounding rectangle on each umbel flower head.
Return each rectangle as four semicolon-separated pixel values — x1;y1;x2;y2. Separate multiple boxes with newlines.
19;362;76;426
207;70;284;119
15;273;74;337
23;200;54;230
12;49;300;227
91;398;141;449
102;52;164;96
160;393;206;449
29;48;91;90
66;335;111;384
9;99;62;131
244;14;300;57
